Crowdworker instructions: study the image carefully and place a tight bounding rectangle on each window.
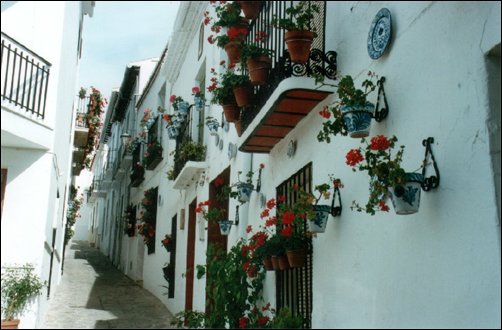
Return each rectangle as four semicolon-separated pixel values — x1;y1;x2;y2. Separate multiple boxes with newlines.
276;163;313;328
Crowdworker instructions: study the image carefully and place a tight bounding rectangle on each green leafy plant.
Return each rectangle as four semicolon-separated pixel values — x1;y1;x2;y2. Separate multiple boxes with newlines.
271;307;303;329
207;62;251;105
318;72;378;143
1;265;46;321
346;135;407;215
195;200;225;223
272;1;319;31
143;141;163;167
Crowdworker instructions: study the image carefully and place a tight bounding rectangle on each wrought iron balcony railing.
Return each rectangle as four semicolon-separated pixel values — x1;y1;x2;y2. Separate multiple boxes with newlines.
1;32;51;119
239;1;336;132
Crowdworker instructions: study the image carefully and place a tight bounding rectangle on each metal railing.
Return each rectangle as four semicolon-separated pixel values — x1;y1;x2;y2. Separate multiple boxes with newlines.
1;32;51;119
240;1;336;132
75;96;90;128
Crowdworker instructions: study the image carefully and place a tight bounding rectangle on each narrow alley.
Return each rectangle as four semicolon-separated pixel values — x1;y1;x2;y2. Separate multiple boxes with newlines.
43;241;174;329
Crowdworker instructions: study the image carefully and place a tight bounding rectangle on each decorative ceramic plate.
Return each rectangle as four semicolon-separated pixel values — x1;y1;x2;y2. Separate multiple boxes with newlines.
367;8;392;60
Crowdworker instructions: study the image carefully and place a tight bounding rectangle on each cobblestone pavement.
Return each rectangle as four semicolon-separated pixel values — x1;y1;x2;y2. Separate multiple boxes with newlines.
43;241;174;329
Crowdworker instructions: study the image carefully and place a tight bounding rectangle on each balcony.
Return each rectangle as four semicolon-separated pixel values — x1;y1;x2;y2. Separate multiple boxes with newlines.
235;1;337;153
1;32;52;150
1;32;50;119
71;148;85;176
89;177;106;201
74;97;90;148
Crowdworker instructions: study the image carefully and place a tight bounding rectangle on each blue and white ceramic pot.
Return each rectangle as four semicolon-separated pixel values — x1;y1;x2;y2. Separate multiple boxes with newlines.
340;102;374;138
308;204;331;233
218;220;233;236
237;182;254;203
194;96;205;111
167;125;178;140
389;173;424;215
176;101;190;117
206;121;219;136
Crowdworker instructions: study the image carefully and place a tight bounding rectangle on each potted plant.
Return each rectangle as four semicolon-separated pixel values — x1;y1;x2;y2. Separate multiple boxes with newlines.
78;87;86;99
192;86;205;111
123;204;136;237
235;1;263;20
195;200;231;235
307;177;344;233
208;63;241;123
1;264;46;329
143;140;163;170
170;94;189;118
161;234;174;252
346;135;424;215
240;32;273;85
272;1;320;64
318;72;379;141
162;113;179;140
271;307;303;328
208;27;249;65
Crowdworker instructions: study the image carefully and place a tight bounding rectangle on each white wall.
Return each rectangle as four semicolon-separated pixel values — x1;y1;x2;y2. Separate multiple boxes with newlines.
83;1;501;328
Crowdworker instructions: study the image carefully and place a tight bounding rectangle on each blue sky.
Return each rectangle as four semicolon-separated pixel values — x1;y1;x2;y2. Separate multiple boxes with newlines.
79;1;180;100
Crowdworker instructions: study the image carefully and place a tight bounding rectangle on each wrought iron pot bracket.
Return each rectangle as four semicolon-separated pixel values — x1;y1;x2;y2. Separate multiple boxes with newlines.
331;186;342;217
373;76;389;122
421;137;440;191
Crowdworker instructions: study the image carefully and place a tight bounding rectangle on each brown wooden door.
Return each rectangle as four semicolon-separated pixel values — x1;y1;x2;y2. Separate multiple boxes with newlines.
185;200;197;311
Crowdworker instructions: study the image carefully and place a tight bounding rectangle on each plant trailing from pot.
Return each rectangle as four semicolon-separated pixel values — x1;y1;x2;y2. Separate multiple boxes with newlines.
1;264;46;327
204;1;245;30
346;135;424;215
318;71;379;142
305;177;344;233
195;200;226;223
272;1;320;64
123;203;136;237
170;94;189;117
218;164;264;204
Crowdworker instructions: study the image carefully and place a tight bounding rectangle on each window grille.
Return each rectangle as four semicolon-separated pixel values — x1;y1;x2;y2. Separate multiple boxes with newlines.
276;162;313;329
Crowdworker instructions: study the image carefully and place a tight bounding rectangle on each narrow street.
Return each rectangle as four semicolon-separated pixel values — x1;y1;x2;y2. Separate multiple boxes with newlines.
43;241;174;329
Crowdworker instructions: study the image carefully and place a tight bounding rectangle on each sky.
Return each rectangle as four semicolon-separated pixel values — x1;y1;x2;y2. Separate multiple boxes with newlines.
79;1;181;100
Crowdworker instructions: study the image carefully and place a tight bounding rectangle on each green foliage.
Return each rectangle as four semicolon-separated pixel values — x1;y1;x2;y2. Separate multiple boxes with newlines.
171;310;206;329
176;141;207;163
143;140;163;167
1;265;46;321
317;72;379;143
272;1;319;31
239;42;273;65
271;307;304;329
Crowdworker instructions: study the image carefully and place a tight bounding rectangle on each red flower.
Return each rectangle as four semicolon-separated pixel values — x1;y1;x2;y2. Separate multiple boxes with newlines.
254;31;268;43
266;198;275;209
192;86;200;95
277;195;286;202
207;35;215;44
319;106;331;119
227;27;248;40
265;216;277;227
246;225;252;234
215;176;225;187
370;135;391;151
162;114;171;122
239;317;247;329
169;94;176;103
379;200;390;212
346;149;364;166
260;209;269;219
281;227;292;237
257;316;270;327
282;211;295;225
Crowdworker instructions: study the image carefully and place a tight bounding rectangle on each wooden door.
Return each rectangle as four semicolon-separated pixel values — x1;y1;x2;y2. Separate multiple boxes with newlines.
185;200;197;310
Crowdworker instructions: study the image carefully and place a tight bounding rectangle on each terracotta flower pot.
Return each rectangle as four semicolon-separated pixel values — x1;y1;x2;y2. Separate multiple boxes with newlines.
234;120;243;137
236;1;262;20
233;83;253;107
1;319;20;329
277;255;291;270
262;255;274;271
286;249;306;268
221;101;241;123
224;41;242;65
246;56;272;85
271;255;280;270
285;30;315;64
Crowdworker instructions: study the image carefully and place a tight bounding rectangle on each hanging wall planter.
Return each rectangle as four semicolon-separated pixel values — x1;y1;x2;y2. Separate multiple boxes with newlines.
308;204;331;233
237;182;254;202
247;56;272;85
236;1;262;20
167;125;179;140
233;83;253;107
286;249;306;268
224;41;242;65
340;102;375;138
389;173;424;215
218;220;233;236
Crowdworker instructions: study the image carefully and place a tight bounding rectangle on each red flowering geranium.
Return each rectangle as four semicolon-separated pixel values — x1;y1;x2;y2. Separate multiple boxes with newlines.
346;135;407;215
195;200;225;222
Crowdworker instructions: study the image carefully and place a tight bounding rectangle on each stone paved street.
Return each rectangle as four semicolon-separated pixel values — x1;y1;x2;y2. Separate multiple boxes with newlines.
43;241;174;329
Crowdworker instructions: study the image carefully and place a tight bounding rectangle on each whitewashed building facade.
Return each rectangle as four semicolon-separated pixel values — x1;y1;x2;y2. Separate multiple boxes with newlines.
77;1;500;328
1;1;95;328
